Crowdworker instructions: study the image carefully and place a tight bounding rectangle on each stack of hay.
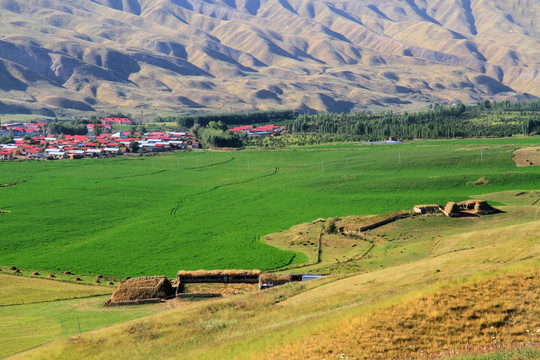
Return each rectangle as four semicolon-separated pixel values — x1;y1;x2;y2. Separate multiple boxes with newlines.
111;276;173;302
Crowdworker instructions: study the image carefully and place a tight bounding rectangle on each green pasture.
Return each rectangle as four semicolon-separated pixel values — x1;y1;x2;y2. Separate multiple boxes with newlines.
0;295;161;358
0;138;538;277
0;274;112;306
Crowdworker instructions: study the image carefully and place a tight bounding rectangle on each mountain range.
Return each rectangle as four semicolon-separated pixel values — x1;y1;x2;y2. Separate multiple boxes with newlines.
0;0;539;115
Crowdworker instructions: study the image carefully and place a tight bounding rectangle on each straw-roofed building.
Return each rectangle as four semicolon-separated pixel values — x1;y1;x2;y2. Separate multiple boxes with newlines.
176;270;262;294
442;202;461;217
111;276;173;302
458;200;497;215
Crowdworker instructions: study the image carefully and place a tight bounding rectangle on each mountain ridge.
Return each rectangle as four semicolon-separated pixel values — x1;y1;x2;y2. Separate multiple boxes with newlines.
0;0;539;115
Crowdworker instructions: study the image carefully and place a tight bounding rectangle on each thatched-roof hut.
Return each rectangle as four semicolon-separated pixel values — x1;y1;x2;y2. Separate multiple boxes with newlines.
111;276;173;302
442;202;461;217
458;200;496;215
474;200;496;215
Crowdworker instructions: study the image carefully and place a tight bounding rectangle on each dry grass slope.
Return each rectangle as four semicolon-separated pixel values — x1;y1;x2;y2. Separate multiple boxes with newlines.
263;271;540;359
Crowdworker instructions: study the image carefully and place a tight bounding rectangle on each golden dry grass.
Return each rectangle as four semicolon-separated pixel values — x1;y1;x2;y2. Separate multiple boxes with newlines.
262;270;540;360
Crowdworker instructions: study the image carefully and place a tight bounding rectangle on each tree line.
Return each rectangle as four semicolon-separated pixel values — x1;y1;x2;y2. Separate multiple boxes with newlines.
284;100;540;140
155;110;296;129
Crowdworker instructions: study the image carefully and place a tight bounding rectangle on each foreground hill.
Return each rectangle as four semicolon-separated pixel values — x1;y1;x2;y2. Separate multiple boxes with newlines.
7;189;539;359
0;0;539;115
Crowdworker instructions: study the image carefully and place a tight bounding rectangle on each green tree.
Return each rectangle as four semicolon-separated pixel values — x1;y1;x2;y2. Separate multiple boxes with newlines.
191;123;202;138
0;135;14;144
324;218;337;234
93;121;102;136
128;141;140;153
207;121;228;131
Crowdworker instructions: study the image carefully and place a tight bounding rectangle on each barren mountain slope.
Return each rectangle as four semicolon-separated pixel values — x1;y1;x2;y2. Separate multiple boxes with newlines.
0;0;538;115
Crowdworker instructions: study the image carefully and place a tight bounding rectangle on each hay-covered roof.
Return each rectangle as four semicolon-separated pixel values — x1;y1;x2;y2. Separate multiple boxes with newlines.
111;275;173;302
124;275;168;284
259;273;292;282
177;269;261;277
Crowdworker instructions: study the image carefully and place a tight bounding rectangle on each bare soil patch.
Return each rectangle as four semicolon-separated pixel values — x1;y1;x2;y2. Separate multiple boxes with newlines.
513;146;540;167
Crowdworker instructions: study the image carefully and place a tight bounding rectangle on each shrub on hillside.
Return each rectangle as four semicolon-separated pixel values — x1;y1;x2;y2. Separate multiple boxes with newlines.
324;218;337;234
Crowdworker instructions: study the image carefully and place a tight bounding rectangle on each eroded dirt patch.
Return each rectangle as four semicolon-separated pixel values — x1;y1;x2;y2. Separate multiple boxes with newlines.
513;146;540;167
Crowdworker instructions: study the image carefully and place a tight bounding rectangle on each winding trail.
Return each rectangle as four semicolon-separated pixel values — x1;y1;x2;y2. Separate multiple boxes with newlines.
170;166;279;217
184;156;235;170
113;169;169;179
0;180;27;187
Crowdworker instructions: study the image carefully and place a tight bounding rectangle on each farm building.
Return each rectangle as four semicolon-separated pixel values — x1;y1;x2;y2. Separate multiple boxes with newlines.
176;270;261;294
457;200;497;215
110;276;174;303
0;150;13;161
431;200;498;217
413;204;440;214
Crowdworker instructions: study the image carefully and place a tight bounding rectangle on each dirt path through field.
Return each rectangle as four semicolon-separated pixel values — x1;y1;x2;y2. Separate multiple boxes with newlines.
512;146;540;166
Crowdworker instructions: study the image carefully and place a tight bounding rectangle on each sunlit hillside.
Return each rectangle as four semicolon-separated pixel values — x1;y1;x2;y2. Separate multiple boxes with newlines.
0;0;539;115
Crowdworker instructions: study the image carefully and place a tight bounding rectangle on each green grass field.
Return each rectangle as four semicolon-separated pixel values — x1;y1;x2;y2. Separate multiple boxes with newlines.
0;275;164;358
0;138;538;277
0;274;112;306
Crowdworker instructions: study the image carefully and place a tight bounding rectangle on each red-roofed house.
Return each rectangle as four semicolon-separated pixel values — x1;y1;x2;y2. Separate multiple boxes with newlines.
0;149;13;160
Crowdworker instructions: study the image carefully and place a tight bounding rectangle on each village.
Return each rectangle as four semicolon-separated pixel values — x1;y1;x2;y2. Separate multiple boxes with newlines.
0;118;288;161
0;118;199;161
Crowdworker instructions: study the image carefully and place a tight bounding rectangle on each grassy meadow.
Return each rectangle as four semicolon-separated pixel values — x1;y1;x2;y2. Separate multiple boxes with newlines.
0;274;112;306
0;275;165;358
0;138;539;278
10;216;538;359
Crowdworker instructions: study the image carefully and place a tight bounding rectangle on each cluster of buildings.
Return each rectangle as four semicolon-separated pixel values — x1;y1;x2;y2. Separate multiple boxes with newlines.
0;122;46;137
229;125;283;136
0;123;198;161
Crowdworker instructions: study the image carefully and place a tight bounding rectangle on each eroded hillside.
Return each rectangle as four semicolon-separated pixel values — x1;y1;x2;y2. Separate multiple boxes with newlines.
0;0;539;114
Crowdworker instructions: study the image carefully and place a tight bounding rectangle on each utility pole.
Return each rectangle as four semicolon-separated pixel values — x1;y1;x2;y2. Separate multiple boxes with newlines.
77;315;81;335
321;160;324;172
481;149;483;161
